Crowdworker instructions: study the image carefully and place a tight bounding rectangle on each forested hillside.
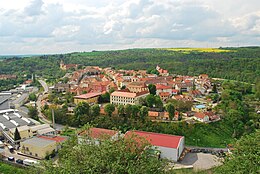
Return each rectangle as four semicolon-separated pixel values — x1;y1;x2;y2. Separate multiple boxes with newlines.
0;47;259;86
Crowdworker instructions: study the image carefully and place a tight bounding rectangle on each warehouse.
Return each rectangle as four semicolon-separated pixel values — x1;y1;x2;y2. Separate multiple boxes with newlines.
125;130;185;162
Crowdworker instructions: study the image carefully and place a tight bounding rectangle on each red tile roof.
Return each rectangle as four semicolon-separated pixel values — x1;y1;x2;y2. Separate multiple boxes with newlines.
156;84;172;90
38;136;67;143
194;112;207;119
125;130;183;149
74;92;102;99
159;92;170;97
79;128;118;139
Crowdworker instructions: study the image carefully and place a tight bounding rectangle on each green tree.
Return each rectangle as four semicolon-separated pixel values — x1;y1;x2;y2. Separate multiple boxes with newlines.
255;80;260;100
74;102;90;126
31;133;168;174
212;83;217;93
100;92;110;103
131;105;140;119
140;106;148;122
14;128;21;141
28;106;39;121
118;105;125;117
148;84;156;95
154;96;163;110
215;131;260;174
166;103;175;120
104;104;115;117
91;104;100;117
146;94;155;107
125;104;132;118
29;93;37;101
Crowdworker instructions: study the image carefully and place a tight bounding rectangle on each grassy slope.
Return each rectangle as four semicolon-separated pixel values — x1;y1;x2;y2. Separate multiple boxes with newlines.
147;121;234;148
0;162;26;174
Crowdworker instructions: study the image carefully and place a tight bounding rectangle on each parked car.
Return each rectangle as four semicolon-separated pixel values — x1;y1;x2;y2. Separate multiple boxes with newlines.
8;146;14;153
16;159;23;164
0;136;4;141
8;156;15;161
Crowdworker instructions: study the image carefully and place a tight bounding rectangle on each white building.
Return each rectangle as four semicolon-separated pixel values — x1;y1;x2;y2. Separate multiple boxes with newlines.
125;130;185;162
110;90;149;105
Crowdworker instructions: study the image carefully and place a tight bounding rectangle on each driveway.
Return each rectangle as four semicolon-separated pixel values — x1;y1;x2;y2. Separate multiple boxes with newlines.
179;152;223;170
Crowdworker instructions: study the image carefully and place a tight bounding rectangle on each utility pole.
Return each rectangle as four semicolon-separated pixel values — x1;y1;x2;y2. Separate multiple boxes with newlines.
52;109;55;130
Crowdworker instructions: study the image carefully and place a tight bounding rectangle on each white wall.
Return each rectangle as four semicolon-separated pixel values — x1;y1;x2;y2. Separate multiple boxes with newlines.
156;146;178;162
156;137;185;162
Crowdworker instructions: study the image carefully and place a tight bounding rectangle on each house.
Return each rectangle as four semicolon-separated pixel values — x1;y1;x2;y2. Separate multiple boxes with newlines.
148;111;161;120
204;111;221;122
189;90;202;98
175;82;193;92
125;131;185;162
110;90;149;105
159;92;171;102
163;111;180;121
78;127;120;145
194;112;209;122
74;92;102;105
53;83;71;93
127;81;148;93
172;95;193;101
156;84;172;95
172;89;179;95
60;60;78;70
199;74;209;80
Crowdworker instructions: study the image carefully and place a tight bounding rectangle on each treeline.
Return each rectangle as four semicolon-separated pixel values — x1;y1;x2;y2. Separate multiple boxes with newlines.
0;47;259;88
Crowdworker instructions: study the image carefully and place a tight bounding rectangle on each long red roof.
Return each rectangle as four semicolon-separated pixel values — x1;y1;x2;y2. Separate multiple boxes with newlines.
125;130;183;149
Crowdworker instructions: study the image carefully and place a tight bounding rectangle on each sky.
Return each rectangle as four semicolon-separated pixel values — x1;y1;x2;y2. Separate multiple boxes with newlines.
0;0;259;54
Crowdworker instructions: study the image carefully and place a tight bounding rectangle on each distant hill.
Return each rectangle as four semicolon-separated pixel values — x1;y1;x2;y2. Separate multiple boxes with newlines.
0;47;259;84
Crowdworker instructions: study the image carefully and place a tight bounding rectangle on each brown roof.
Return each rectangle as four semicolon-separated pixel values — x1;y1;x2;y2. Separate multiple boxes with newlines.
194;112;207;119
79;128;118;139
74;92;102;99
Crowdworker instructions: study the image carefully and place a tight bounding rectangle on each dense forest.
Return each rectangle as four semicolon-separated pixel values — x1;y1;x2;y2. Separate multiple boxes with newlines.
0;47;259;89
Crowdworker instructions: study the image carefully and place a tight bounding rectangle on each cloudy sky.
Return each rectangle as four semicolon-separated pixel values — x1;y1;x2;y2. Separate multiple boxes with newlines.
0;0;259;54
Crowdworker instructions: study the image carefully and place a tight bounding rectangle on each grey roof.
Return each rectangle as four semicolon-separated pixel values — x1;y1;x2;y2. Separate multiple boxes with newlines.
22;137;56;147
0;110;33;130
0;96;11;105
12;117;28;126
0;116;8;122
0;101;9;110
1;121;16;129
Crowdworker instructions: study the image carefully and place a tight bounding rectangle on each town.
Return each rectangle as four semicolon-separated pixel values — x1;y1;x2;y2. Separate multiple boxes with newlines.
0;61;226;171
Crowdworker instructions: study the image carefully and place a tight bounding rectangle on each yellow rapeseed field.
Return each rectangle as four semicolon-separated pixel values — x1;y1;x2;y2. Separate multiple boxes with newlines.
160;48;235;53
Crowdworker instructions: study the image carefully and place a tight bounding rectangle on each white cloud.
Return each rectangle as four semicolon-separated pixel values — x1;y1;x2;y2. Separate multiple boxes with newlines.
0;0;259;54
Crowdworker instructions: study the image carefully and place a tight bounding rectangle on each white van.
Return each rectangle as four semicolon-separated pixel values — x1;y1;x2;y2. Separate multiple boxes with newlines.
0;141;4;148
23;159;39;166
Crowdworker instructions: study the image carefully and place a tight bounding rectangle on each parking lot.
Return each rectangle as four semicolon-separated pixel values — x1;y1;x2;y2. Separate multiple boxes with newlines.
179;152;223;170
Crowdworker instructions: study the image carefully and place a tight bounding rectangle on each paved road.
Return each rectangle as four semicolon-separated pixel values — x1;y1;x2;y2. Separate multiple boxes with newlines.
36;93;51;125
38;80;48;94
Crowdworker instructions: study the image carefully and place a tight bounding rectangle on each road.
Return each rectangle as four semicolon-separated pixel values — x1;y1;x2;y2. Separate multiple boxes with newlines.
37;80;66;131
38;80;48;94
